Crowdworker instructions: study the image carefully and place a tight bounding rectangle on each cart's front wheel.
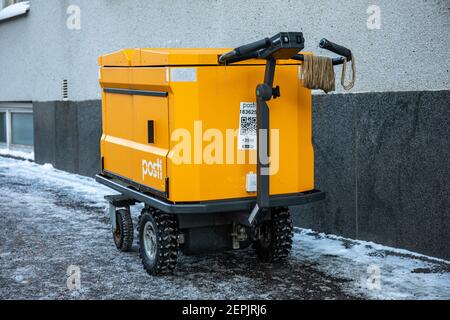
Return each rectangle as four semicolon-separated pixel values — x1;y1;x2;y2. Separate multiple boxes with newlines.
113;208;133;252
138;209;179;276
254;208;293;262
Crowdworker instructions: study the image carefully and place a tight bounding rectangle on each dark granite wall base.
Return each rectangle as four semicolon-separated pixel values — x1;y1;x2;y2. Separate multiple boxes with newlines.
32;91;449;259
33;100;102;177
292;90;450;260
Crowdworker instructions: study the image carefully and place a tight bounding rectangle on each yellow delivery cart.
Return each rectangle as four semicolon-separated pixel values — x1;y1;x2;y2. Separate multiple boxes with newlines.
96;32;353;275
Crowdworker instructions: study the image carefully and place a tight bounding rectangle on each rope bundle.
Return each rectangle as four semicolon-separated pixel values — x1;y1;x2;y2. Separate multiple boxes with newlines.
300;54;355;93
301;54;335;93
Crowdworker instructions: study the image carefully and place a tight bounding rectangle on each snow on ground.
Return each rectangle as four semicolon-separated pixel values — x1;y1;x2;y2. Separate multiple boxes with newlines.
0;148;34;161
0;156;448;300
293;230;450;299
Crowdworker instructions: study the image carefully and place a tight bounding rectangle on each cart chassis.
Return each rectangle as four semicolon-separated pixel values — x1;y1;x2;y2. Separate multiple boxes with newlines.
96;173;325;220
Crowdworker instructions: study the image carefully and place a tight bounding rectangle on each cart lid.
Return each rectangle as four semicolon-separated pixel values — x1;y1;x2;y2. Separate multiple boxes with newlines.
99;48;300;67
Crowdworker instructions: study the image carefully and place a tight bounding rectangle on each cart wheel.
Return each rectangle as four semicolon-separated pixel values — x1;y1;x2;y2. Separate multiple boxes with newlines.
113;208;133;252
138;208;179;276
254;208;293;262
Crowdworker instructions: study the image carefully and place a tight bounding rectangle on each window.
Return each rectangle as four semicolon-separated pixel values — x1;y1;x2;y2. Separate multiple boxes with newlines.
0;103;33;154
11;112;33;145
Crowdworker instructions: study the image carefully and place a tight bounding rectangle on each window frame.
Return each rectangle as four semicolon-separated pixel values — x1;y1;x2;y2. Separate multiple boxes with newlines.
0;103;33;150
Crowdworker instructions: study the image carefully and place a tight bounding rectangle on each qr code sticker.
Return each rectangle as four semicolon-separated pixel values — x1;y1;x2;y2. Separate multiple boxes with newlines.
240;116;256;135
238;102;257;150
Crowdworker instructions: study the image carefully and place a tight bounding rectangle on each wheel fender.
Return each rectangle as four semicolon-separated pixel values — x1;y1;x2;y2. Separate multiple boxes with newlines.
109;203;117;231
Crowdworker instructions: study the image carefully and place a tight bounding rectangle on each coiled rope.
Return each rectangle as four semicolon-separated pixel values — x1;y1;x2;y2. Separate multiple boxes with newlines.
300;53;355;92
340;53;356;91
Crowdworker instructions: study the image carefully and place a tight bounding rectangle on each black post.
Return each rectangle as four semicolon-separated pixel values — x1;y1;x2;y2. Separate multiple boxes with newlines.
248;57;277;224
256;99;270;209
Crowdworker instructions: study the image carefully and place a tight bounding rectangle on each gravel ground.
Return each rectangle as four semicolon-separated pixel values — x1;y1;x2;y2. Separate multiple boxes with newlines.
0;157;359;300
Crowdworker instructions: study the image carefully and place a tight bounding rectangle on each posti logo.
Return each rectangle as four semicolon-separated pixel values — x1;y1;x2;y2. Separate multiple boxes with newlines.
142;158;163;181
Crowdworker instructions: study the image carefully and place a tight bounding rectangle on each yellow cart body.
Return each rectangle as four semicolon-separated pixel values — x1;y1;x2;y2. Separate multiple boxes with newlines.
98;48;314;203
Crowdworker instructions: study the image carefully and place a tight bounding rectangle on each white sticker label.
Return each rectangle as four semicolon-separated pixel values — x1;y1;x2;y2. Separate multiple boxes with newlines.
238;102;257;150
170;68;197;82
246;172;257;192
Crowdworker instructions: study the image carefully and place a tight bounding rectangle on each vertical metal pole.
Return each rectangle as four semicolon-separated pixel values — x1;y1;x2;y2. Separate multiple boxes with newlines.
6;109;11;150
256;98;270;209
264;57;276;87
257;58;276;210
249;57;277;225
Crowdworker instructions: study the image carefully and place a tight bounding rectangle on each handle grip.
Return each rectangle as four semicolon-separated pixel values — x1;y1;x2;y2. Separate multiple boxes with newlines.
235;37;271;56
319;38;352;61
219;37;272;63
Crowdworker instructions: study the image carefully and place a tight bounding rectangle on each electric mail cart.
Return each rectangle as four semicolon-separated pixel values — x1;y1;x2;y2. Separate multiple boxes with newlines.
96;32;354;275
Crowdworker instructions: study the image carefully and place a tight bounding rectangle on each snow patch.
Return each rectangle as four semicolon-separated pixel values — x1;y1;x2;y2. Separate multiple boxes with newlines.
292;229;450;299
0;148;34;161
12;266;35;285
0;1;30;21
0;156;114;206
42;163;54;170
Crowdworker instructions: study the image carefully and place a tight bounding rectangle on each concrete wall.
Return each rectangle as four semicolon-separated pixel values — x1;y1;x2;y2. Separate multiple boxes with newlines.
33;100;101;177
0;0;449;102
292;90;450;260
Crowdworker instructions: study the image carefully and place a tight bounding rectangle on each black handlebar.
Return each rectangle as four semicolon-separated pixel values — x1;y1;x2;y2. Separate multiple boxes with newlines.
236;37;272;56
218;33;352;65
220;51;260;64
218;37;272;63
292;54;346;66
319;38;352;61
219;32;305;64
292;38;352;65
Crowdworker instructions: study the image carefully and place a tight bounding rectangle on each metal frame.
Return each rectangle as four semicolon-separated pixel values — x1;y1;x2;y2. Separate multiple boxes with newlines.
256;57;276;211
217;33;351;224
103;169;168;198
105;194;137;231
96;173;325;215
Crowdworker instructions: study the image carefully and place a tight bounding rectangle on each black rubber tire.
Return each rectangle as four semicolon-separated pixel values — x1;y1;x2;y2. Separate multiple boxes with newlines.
254;208;293;262
138;208;179;276
113;208;133;252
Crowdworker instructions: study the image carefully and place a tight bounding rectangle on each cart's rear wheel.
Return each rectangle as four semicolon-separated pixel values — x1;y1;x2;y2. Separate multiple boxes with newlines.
138;208;179;276
254;208;293;262
113;208;133;252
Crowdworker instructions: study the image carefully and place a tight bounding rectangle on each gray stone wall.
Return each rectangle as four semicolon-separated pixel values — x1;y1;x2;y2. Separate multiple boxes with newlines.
33;100;102;177
292;90;450;260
